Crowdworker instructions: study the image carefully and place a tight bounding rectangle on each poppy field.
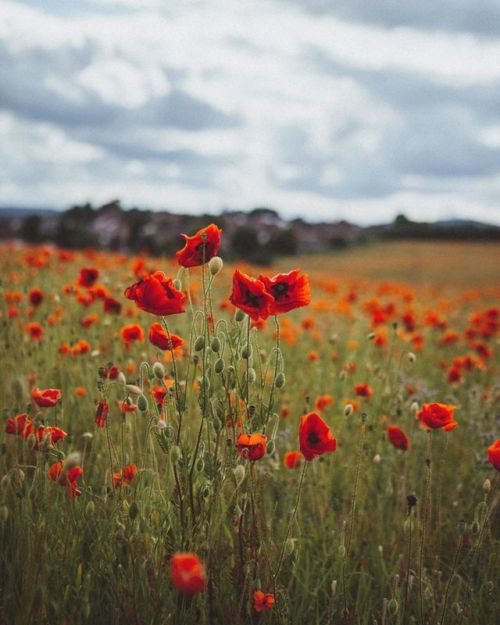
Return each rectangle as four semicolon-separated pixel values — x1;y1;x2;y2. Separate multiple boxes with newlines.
0;231;499;625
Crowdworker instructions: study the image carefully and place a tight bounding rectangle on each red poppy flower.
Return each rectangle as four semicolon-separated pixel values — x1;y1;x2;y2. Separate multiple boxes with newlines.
354;383;373;398
29;288;44;307
487;440;500;471
418;403;458;431
94;400;109;428
119;324;145;344
236;433;267;461
258;269;311;315
5;413;33;438
170;553;206;593
113;464;137;487
44;426;68;444
118;400;137;413
284;450;304;468
103;296;122;315
387;425;410;451
149;323;185;351
79;268;99;287
48;462;83;498
109;366;120;380
299;412;337;461
315;394;334;411
26;322;43;340
152;386;167;406
229;270;274;321
176;223;222;267
253;590;275;613
124;272;186;316
31;387;62;408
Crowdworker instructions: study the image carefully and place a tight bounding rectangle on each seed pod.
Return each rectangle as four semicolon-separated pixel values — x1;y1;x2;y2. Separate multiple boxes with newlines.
138;394;148;412
275;372;286;388
214;358;225;374
85;500;96;516
153;362;165;379
209;256;223;276
233;464;245;487
338;544;346;558
211;337;221;353
235;309;245;322
194;336;205;352
373;453;381;464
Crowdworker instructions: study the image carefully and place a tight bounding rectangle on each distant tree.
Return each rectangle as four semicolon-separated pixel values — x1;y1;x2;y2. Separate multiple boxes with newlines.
268;228;298;256
231;226;273;264
21;215;42;243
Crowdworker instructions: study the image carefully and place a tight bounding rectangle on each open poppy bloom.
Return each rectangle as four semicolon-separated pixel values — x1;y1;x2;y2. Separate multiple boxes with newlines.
26;322;43;340
149;323;184;351
354;383;373;398
117;400;137;413
253;590;275;612
236;433;267;460
119;324;145;344
387;425;410;451
170;552;206;593
299;412;337;461
6;413;33;438
229;270;274;321
487;440;500;471
284;450;304;468
31;387;62;408
315;394;334;411
113;464;137;488
79;267;99;288
125;272;186;316
176;223;222;267
29;288;44;307
258;269;311;315
418;403;458;431
103;296;122;314
94;400;109;428
49;462;83;498
151;386;167;406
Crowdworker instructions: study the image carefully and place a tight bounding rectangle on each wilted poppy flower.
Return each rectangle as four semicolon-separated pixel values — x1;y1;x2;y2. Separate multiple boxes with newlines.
49;461;83;498
253;590;275;612
149;323;184;351
354;383;373;398
125;272;186;317
284;450;304;468
26;322;43;340
258;269;311;315
118;400;137;413
31;387;62;408
387;425;410;451
44;426;68;444
487;440;500;471
170;552;206;593
6;413;33;438
94;400;109;428
230;270;274;321
119;324;145;344
113;464;137;488
237;433;267;460
418;403;458;431
79;268;99;287
176;223;222;267
29;288;44;307
299;412;337;461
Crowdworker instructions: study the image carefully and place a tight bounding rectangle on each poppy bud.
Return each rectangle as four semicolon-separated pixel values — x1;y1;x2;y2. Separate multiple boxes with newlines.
214;358;225;374
201;484;211;499
209;256;223;276
173;279;182;291
241;344;252;359
0;505;8;522
331;580;337;596
194;336;205;352
126;384;142;396
196;458;205;472
129;501;140;520
275;372;286;388
470;520;480;535
284;538;295;556
246;368;256;384
338;544;346;558
138;394;148;412
344;404;354;417
211;337;221;353
373;454;381;464
64;452;82;470
171;446;182;463
86;501;96;516
153;362;165;379
410;401;419;415
98;366;108;379
367;332;376;340
266;440;275;455
235;309;245;322
407;352;416;364
482;478;491;493
117;372;127;385
233;464;245;487
388;598;398;615
213;416;222;432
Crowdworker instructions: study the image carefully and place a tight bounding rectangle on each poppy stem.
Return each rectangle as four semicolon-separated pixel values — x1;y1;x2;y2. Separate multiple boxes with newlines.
265;315;280;426
160;318;183;444
402;507;414;625
246;315;251;407
438;534;462;625
419;430;432;625
273;460;308;592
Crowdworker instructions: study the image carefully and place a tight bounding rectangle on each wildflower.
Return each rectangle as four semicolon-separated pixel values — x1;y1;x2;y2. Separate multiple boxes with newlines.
5;413;33;438
284;450;304;468
299;412;337;461
31;387;62;408
149;323;184;351
81;313;99;329
113;464;137;488
118;400;137;413
119;324;145;344
418;403;458;431
79;268;99;288
170;553;206;593
229;270;273;321
258;269;311;315
236;433;267;461
176;224;222;267
103;296;122;314
487;440;500;471
354;383;372;398
125;272;186;316
253;590;275;612
29;288;43;307
26;322;43;340
315;394;334;411
48;461;83;498
94;400;109;428
151;386;167;406
387;425;410;451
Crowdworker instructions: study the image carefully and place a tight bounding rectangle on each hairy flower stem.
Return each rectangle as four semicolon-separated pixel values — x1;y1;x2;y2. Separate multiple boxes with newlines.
438;535;462;625
160;318;183;444
402;511;413;625
273;460;308;594
264;315;280;425
419;431;433;625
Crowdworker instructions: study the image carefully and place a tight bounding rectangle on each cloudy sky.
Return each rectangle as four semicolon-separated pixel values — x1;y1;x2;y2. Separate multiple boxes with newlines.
1;0;500;224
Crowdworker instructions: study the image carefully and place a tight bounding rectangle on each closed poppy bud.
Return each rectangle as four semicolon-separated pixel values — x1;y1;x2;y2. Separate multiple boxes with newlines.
241;344;252;359
194;336;205;352
138;395;148;412
482;478;491;493
266;440;275;455
153;362;165;379
233;464;246;487
210;337;221;353
214;358;225;374
209;256;223;276
275;372;286;388
235;309;246;322
0;505;9;522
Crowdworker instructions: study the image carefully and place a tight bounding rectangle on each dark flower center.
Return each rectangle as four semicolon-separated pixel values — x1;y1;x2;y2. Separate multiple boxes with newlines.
307;431;320;445
244;290;263;308
272;282;289;300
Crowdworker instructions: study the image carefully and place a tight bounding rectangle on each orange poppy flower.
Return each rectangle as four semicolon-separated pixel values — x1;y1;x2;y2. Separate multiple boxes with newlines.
284;450;304;468
253;590;275;612
315;394;334;411
113;464;137;487
299;412;337;461
229;270;274;321
176;224;222;267
258;269;311;315
170;553;206;593
418;403;458;431
487;440;500;471
236;433;267;461
149;323;184;351
387;425;410;451
31;387;62;408
119;324;145;344
125;272;186;317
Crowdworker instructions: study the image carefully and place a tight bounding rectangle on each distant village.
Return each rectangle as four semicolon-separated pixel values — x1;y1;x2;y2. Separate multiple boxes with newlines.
0;201;498;264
